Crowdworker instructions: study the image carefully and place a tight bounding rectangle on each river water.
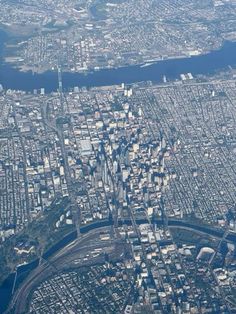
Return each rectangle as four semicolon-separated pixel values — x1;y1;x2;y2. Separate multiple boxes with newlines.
0;30;236;92
1;217;236;313
1;30;236;313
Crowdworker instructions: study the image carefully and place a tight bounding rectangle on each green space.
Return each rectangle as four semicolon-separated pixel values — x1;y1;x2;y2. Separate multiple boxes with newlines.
0;196;75;285
90;0;126;20
170;228;219;250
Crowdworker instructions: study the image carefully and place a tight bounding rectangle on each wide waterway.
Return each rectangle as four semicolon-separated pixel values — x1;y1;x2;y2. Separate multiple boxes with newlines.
1;30;236;312
1;217;236;313
0;30;236;92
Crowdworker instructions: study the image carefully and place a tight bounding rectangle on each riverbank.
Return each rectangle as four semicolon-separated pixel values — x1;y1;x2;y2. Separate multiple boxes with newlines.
0;33;236;93
1;217;236;313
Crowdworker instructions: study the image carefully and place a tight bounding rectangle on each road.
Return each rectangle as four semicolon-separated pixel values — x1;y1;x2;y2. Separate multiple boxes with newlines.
6;226;123;314
5;215;236;313
41;98;81;236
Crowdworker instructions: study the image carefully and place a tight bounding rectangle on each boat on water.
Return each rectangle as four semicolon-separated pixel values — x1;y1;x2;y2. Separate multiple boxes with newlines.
140;62;154;68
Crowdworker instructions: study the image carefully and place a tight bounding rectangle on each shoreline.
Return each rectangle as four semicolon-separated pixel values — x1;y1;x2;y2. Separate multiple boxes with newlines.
1;45;222;76
0;27;229;77
0;40;235;93
2;217;236;313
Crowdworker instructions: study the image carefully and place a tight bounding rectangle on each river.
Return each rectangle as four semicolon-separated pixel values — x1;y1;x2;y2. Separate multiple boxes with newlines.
0;30;236;92
1;30;236;313
1;217;236;313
